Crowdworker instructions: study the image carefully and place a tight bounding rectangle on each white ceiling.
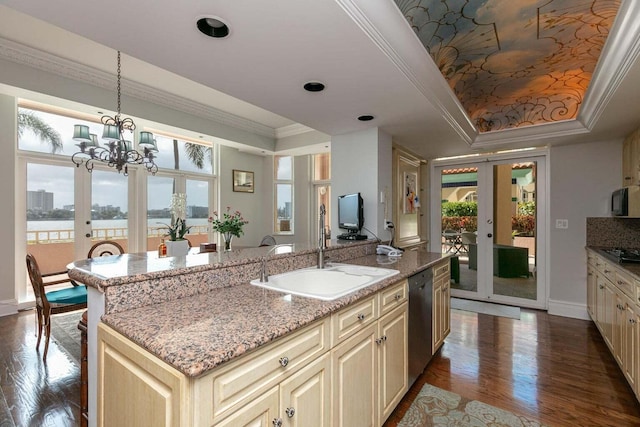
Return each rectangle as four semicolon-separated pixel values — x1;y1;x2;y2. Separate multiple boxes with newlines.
2;0;640;159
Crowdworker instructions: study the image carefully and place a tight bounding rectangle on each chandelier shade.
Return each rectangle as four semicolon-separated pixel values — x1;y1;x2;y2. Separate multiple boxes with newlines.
71;51;158;175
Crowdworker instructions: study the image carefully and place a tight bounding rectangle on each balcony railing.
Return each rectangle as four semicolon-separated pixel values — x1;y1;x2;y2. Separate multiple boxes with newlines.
27;225;210;244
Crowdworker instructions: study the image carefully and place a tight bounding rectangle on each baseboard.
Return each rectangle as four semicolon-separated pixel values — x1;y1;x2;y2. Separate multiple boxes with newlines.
547;299;590;320
0;299;18;317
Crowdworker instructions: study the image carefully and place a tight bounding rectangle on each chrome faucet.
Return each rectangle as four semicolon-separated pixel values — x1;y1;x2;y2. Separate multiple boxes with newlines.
259;256;269;282
318;204;327;269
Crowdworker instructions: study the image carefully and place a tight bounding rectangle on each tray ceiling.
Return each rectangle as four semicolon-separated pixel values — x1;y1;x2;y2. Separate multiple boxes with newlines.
395;0;622;133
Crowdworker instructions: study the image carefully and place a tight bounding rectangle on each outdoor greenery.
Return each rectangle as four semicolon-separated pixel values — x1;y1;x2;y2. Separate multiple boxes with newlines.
441;201;477;217
442;200;535;235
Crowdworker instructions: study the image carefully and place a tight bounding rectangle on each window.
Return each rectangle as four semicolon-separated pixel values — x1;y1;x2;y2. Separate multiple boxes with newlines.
153;134;213;174
274;156;293;233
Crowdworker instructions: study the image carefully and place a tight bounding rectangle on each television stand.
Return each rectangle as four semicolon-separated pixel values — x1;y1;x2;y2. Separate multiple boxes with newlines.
337;233;367;241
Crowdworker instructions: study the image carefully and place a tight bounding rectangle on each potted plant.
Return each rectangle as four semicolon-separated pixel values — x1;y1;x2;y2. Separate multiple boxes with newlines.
208;207;248;251
159;193;192;256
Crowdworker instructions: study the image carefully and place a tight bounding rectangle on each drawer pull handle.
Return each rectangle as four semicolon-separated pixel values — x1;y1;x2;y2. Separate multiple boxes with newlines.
273;418;283;427
617;281;625;286
285;407;295;418
604;269;611;273
630;319;637;325
599;285;604;289
279;357;289;367
395;294;402;300
357;313;365;321
376;337;383;345
382;335;387;341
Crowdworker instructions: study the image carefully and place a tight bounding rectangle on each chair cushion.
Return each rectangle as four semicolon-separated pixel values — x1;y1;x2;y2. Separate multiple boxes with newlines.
46;286;87;305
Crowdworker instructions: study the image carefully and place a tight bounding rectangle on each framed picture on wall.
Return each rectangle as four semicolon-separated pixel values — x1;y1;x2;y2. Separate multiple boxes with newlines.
233;170;254;193
403;171;417;214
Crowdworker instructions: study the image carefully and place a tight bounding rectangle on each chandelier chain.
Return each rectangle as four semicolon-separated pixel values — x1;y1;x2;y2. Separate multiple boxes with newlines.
116;51;121;118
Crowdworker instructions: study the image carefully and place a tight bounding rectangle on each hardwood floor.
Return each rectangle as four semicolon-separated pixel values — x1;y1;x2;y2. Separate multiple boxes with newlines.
0;310;81;427
385;308;640;427
1;307;639;426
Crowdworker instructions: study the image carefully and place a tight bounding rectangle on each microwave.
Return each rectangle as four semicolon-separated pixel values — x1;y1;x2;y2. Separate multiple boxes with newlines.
612;186;640;217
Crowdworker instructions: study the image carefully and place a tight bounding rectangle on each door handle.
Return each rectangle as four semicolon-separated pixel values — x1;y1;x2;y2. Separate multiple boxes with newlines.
487;233;493;238
85;233;91;238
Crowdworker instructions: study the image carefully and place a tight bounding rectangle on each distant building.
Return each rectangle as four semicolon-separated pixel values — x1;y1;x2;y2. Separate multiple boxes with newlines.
27;189;53;212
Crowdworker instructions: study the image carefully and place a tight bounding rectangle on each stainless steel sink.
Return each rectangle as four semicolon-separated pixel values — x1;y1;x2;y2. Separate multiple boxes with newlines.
250;263;400;300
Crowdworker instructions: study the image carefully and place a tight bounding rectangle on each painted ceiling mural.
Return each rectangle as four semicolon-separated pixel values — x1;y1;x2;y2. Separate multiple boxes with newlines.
394;0;622;132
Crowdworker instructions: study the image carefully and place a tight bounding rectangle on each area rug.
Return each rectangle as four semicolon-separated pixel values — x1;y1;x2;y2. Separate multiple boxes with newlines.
399;383;547;427
450;298;521;320
50;310;83;363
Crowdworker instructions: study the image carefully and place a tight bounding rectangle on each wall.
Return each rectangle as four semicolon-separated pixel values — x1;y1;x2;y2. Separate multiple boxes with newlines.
0;94;16;315
218;145;267;247
332;128;392;239
548;139;623;319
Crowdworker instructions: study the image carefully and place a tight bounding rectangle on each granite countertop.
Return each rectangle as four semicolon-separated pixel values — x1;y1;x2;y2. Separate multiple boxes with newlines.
101;249;449;378
68;240;368;290
587;246;640;279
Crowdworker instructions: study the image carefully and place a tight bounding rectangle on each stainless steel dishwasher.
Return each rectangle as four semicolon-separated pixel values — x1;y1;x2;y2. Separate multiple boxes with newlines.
408;266;433;386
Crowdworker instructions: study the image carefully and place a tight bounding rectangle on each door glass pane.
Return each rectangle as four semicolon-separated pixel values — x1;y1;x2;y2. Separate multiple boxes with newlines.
91;170;128;252
441;168;478;294
276;156;292;180
491;162;537;300
147;176;176;249
185;179;210;247
26;163;75;275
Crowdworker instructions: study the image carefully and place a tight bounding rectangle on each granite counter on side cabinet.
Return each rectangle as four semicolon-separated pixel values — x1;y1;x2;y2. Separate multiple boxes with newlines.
93;247;448;377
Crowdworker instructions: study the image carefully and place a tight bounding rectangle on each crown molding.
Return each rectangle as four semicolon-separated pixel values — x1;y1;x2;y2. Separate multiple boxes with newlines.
578;0;640;130
275;123;315;139
0;36;277;138
472;119;589;148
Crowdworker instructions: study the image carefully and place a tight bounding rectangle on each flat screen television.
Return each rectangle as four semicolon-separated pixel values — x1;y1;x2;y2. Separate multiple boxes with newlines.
337;193;366;240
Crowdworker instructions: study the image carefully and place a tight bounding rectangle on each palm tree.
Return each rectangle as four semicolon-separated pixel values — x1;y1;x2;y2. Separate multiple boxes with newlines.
171;139;212;170
17;110;63;154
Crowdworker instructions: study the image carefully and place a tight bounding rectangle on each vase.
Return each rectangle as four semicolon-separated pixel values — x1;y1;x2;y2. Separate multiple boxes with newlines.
222;232;233;251
165;239;190;257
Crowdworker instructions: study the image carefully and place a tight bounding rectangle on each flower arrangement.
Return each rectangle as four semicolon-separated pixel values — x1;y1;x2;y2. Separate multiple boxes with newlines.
208;207;249;238
159;193;192;241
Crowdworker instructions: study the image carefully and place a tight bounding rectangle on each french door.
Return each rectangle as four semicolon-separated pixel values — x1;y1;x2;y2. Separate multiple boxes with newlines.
430;154;547;309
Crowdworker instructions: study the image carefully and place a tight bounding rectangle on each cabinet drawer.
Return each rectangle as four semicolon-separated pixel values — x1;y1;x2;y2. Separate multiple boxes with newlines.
599;259;616;284
195;317;330;425
615;270;635;299
433;260;450;280
379;280;407;317
331;295;377;346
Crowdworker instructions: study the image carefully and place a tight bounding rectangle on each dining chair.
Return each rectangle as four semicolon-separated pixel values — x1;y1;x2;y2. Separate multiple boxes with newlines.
259;235;277;246
460;232;477;253
26;253;87;361
87;240;125;258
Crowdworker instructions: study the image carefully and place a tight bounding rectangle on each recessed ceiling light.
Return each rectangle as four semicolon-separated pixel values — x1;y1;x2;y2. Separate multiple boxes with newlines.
196;17;229;38
358;115;375;121
304;82;325;92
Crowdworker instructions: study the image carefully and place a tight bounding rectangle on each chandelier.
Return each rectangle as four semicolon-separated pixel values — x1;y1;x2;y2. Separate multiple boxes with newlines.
71;51;158;175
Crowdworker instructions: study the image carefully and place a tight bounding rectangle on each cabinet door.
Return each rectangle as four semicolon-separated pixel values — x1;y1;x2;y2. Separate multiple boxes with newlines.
603;281;616;349
214;386;279;427
443;280;451;340
614;293;625;365
596;273;607;329
279;353;331;427
432;276;445;351
332;323;378;427
587;263;596;319
378;304;408;423
97;324;190;427
623;300;637;390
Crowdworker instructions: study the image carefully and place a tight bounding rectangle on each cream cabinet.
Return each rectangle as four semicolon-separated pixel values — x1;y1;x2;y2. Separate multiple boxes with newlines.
622;129;640;186
97;323;192;427
586;249;640;403
331;302;408;427
98;279;411;427
432;259;451;353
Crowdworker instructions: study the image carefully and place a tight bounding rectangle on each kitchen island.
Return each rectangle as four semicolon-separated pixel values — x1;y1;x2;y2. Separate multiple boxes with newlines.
69;240;450;426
